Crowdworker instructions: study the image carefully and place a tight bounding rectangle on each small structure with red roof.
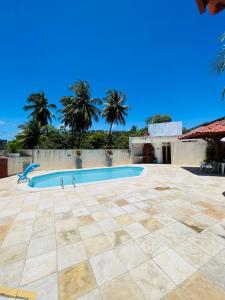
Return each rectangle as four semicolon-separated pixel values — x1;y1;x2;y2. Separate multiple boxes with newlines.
180;116;225;161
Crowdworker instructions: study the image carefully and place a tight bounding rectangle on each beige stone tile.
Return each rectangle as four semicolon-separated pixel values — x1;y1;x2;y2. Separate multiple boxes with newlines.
84;234;111;257
154;249;196;284
162;288;185;300
78;215;95;226
31;222;55;239
106;229;131;247
56;228;81;248
125;223;149;239
76;288;102;300
0;241;28;265
115;240;148;270
28;233;56;258
2;228;32;248
173;239;212;269
115;214;134;226
92;211;111;221
57;241;87;271
59;261;96;300
130;260;175;300
101;273;144;300
137;233;169;258
90;249;126;285
181;273;225;300
201;259;225;291
79;223;102;240
158;222;196;246
98;218;119;233
0;260;24;288
204;208;225;221
21;273;58;300
115;199;129;206
21;251;57;285
73;208;90;217
140;218;163;232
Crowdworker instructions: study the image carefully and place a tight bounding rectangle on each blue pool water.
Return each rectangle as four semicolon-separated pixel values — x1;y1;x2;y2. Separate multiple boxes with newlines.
28;166;144;188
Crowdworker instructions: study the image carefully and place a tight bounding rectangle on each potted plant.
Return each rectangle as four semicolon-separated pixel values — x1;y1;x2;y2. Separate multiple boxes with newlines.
76;150;82;169
7;141;21;157
105;149;113;167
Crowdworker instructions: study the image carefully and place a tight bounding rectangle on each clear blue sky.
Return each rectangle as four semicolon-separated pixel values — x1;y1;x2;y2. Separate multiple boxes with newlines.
0;0;224;140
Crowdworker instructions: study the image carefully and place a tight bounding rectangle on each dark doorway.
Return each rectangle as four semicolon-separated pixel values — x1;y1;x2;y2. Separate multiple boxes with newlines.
143;143;155;163
162;143;171;164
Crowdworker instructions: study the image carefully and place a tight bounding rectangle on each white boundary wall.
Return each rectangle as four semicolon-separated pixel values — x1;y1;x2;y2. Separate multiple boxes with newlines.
6;149;131;175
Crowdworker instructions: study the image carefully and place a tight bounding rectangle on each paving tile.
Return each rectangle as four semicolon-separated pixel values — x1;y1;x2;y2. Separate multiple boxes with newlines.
98;218;119;233
137;233;169;258
89;249;126;285
130;260;175;300
2;228;32;248
101;273;144;300
0;241;28;265
57;241;87;271
59;261;96;300
125;222;149;239
56;228;81;248
201;259;225;291
115;240;148;270
84;234;111;257
79;223;102;239
27;234;56;258
115;199;129;206
76;288;102;300
78;215;95;226
154;249;196;285
181;273;225;300
106;229;131;247
173;239;212;269
115;214;134;226
0;260;24;288
21;273;58;300
162;288;185;300
140;218;163;232
158;222;196;246
21;251;57;285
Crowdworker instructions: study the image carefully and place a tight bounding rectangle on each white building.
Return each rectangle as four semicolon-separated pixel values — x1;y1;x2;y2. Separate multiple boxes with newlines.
129;121;207;165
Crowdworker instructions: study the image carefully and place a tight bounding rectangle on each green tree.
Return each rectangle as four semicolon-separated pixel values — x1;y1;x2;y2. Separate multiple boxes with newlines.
214;33;225;97
16;120;42;149
59;80;102;147
103;90;129;148
80;132;107;149
23;92;56;127
146;114;172;125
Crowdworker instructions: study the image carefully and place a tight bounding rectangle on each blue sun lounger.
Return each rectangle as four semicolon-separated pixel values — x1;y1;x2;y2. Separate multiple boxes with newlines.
17;163;40;183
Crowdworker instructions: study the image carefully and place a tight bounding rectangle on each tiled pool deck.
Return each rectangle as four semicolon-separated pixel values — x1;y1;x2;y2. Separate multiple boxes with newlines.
1;164;225;299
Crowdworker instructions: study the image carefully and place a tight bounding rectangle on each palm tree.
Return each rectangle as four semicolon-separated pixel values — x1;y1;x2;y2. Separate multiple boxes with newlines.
24;92;57;127
214;33;225;97
103;90;129;148
16;120;42;149
59;80;102;147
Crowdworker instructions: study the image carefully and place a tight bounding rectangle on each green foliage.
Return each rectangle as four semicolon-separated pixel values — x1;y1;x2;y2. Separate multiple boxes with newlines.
213;32;225;98
80;132;107;149
7;140;21;153
103;90;129;148
59;80;102;147
16;120;43;149
24;92;56;127
206;143;215;162
146;114;172;125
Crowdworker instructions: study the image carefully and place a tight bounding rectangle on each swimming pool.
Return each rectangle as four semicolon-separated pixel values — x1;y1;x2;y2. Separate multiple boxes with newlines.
28;166;144;189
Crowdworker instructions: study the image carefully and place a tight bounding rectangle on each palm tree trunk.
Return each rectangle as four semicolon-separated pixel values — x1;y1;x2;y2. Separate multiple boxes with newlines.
107;123;113;148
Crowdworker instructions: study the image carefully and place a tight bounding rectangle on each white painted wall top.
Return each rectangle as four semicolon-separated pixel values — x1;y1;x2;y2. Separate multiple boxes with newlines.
148;121;182;137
